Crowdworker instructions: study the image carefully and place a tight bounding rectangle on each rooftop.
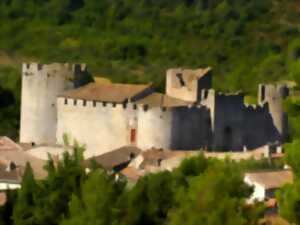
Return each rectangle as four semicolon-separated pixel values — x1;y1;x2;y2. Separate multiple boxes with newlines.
84;146;141;170
60;82;152;103
245;170;293;189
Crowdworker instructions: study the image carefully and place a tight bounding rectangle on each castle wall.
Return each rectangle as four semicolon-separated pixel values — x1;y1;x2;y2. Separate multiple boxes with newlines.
136;107;172;150
243;104;280;149
212;93;244;151
170;105;212;150
20;63;74;144
56;98;137;158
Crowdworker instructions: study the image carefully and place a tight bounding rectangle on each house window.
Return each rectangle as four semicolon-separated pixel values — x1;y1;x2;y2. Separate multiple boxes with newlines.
130;129;136;144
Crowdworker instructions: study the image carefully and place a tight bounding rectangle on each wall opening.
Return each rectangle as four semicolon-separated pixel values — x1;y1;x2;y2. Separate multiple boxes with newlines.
176;73;186;87
130;129;136;144
223;126;233;150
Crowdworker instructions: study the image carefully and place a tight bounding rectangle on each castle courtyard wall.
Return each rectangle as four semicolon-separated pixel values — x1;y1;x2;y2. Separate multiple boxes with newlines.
56;98;136;158
170;106;212;150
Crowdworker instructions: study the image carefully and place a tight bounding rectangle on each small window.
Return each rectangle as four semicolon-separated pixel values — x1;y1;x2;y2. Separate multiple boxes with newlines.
74;100;77;106
143;105;148;111
83;100;87;106
93;101;97;107
64;99;68;105
112;102;116;107
102;102;107;106
133;104;137;110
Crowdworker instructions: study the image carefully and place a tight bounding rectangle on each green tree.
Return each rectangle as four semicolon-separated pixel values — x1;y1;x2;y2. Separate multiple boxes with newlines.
168;162;262;225
13;163;38;225
277;140;300;224
32;145;87;225
61;169;123;225
117;171;175;225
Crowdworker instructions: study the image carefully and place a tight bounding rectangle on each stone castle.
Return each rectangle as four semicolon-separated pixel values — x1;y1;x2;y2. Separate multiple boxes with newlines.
20;63;288;157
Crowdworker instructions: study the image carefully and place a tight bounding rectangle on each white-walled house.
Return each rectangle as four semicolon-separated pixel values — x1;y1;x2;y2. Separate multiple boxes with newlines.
244;170;292;202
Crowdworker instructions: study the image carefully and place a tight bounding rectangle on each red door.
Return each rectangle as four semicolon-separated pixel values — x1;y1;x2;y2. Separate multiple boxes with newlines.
130;129;136;144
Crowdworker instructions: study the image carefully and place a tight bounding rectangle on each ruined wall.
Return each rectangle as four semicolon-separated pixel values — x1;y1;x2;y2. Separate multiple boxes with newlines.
20;63;76;144
242;104;280;149
258;84;288;142
137;106;172;150
56;98;137;157
170;105;212;150
166;68;212;102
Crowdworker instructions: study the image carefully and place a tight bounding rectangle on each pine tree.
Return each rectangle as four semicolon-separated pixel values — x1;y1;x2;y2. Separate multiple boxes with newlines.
13;163;38;225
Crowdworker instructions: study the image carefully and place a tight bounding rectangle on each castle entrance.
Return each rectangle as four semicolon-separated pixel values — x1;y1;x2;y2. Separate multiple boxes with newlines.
223;126;233;150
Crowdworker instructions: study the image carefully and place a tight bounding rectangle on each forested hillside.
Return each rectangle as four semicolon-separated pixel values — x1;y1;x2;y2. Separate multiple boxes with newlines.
1;0;300;137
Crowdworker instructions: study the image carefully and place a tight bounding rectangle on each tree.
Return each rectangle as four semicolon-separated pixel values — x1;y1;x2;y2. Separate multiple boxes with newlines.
13;163;38;225
168;162;262;225
61;169;123;225
0;190;17;225
276;140;300;224
32;145;87;225
117;171;175;225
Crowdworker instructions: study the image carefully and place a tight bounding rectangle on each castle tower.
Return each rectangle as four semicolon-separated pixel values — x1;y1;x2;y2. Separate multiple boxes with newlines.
166;68;212;102
20;63;88;145
258;84;289;142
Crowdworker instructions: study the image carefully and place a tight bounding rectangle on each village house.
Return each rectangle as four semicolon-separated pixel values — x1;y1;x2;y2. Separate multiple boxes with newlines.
244;170;293;202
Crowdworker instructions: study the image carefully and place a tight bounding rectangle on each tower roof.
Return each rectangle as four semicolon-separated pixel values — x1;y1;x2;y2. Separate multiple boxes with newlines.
60;82;152;103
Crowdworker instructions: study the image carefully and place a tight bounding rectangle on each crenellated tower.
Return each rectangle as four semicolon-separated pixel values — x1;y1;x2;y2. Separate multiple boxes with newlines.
20;62;88;145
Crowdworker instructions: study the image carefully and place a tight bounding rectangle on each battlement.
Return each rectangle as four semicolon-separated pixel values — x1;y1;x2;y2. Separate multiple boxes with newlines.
243;102;268;112
58;97;176;113
22;62;87;77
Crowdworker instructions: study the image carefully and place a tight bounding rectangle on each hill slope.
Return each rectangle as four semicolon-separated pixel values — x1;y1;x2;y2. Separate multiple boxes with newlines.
1;0;300;138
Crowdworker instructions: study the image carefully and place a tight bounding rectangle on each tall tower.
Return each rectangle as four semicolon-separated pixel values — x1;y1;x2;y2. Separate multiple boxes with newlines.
258;84;289;142
20;63;88;145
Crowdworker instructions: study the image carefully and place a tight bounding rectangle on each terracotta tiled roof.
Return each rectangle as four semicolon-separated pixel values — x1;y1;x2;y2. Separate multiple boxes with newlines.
60;82;152;102
245;170;293;189
84;146;141;170
136;93;191;107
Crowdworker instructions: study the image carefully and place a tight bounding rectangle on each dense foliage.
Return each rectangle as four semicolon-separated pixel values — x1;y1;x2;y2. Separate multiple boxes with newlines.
1;0;300;138
0;144;283;225
1;0;300;92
